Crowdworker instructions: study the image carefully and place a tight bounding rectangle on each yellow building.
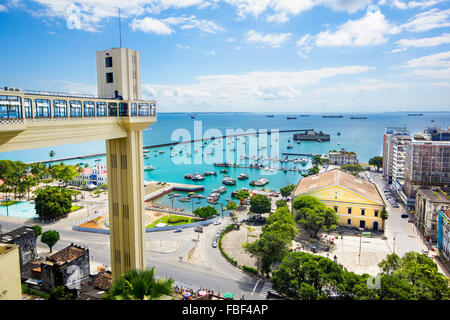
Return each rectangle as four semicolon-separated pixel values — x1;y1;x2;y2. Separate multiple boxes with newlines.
0;244;22;300
292;169;385;231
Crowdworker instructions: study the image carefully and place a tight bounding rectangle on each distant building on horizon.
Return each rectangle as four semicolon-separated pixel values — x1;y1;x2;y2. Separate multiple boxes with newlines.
328;150;358;166
73;162;107;187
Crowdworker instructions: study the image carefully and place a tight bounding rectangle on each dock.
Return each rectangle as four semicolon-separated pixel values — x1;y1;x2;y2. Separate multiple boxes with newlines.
144;182;204;202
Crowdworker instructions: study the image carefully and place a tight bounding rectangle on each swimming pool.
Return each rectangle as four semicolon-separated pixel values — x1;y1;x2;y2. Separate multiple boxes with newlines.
0;201;38;219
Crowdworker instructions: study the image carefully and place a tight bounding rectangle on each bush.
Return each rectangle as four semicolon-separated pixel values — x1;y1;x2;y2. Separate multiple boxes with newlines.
167;216;190;224
242;265;258;275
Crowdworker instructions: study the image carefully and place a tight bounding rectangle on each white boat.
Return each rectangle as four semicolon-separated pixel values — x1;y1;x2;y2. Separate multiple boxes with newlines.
144;165;154;170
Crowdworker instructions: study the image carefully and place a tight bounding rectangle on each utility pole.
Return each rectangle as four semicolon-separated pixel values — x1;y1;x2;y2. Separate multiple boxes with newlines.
358;235;362;265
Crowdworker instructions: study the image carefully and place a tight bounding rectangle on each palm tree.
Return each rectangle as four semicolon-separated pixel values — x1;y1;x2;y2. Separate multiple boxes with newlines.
49;150;56;162
103;268;174;300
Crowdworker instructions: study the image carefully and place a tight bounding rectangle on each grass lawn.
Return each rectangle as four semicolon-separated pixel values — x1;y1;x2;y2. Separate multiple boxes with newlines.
71;205;83;212
146;215;196;228
0;200;19;207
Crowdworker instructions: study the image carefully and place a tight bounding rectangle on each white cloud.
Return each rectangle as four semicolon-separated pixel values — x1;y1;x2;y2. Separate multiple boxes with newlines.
26;0;214;32
403;50;450;68
395;33;450;50
162;15;224;33
224;0;371;23
297;8;400;57
245;30;292;48
130;17;174;35
0;4;8;11
131;15;224;35
379;0;448;9
176;43;191;49
397;51;450;79
314;9;401;46
401;8;450;32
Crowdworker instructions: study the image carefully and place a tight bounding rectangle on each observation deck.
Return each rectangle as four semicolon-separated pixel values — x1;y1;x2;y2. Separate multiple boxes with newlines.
0;88;156;152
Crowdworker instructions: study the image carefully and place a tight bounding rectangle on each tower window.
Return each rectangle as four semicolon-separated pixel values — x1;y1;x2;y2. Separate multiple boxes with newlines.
106;72;113;83
105;57;113;68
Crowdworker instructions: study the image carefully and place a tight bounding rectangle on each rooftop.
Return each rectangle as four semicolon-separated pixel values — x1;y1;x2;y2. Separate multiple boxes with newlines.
293;168;383;204
47;244;88;264
92;271;112;291
418;188;450;203
0;226;35;244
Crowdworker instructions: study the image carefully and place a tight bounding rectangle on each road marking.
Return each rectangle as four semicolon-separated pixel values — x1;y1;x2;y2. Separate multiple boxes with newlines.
252;279;260;295
260;280;273;298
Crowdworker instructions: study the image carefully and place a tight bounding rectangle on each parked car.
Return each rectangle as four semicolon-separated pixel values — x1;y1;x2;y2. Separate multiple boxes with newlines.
392;203;399;208
212;242;217;248
401;213;409;218
174;228;183;233
194;226;203;233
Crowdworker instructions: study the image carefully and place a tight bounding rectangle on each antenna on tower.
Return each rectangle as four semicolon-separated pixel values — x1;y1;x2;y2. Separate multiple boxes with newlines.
118;7;122;48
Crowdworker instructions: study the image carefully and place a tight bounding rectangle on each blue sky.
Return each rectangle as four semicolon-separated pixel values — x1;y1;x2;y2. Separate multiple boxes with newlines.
0;0;450;113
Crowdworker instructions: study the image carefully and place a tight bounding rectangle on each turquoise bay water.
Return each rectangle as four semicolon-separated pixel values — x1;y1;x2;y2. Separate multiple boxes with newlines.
0;201;37;219
1;112;449;214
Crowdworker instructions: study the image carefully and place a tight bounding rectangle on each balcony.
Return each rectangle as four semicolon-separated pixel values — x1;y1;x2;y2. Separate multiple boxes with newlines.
0;89;157;152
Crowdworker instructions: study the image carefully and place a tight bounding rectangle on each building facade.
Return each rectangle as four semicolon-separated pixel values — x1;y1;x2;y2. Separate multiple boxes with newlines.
0;244;22;300
403;128;450;202
292;169;385;231
415;188;450;243
328;150;358;165
96;48;141;100
382;127;410;185
0;226;37;267
73;162;107;187
39;244;90;292
437;209;450;260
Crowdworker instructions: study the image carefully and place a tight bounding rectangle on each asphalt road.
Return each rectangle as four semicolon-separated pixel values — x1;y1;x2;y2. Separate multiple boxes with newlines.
0;211;266;299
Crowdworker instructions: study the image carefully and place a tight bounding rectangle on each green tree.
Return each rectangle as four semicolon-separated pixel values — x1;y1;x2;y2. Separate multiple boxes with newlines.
340;164;365;176
49;286;72;300
271;252;377;300
35;186;72;221
31;225;42;237
311;155;329;167
225;200;238;216
245;207;297;275
377;252;450;300
293;195;338;238
235;189;250;206
307;165;320;176
193;205;218;219
41;230;60;252
103;268;174;300
245;230;292;275
275;199;287;208
280;184;296;198
369;156;383;171
380;205;389;231
271;251;344;299
49;150;56;162
249;194;272;218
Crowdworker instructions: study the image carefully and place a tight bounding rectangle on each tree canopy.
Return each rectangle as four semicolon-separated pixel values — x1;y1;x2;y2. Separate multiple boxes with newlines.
103;268;174;300
41;230;60;252
234;189;250;206
249;194;272;217
192;205;218;219
245;206;297;275
35;186;72;221
280;184;296;198
369;156;383;171
340;164;365;175
293;195;338;237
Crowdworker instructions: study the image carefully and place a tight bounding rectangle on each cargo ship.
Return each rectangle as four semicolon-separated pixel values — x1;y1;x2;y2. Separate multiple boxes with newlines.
407;113;423;116
293;129;330;142
350;116;367;119
322;115;343;118
287;116;297;119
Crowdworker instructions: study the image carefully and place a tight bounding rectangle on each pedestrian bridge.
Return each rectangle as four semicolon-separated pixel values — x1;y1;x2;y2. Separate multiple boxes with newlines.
0;88;156;152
